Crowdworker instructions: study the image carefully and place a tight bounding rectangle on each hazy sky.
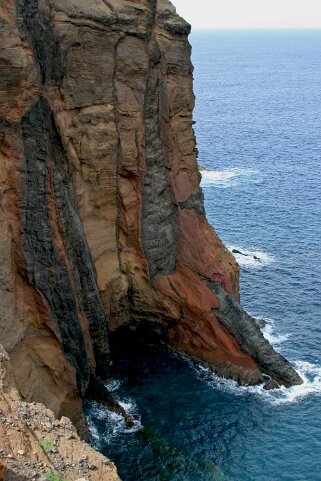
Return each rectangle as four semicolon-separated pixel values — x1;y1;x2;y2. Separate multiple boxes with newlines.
173;0;321;29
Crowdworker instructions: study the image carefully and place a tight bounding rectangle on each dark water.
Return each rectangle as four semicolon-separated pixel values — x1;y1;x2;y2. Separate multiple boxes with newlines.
86;30;321;481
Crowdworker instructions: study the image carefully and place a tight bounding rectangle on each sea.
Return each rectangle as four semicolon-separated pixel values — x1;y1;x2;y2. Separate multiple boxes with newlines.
85;30;321;481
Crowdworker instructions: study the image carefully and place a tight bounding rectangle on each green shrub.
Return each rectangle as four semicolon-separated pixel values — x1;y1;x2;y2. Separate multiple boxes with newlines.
45;471;68;481
40;439;56;453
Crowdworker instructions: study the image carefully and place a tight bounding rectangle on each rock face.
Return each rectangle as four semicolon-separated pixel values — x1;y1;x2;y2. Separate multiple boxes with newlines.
0;0;302;427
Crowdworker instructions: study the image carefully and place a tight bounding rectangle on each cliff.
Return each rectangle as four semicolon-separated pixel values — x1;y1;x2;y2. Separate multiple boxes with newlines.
0;0;302;440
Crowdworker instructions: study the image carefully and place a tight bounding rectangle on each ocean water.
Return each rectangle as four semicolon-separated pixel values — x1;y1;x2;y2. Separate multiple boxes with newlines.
85;30;321;481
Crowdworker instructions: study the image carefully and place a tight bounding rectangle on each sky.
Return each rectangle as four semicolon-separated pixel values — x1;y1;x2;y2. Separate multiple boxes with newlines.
172;0;321;29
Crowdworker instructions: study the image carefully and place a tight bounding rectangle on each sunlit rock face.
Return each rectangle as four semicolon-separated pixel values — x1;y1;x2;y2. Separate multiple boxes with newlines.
0;0;301;425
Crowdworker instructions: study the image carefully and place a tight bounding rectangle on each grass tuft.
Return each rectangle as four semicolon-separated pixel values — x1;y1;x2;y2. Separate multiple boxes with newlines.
45;471;68;481
40;439;56;453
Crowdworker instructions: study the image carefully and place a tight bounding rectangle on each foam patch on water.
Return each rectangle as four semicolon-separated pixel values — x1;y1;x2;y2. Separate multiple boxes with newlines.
247;314;290;348
262;320;290;346
86;394;142;447
106;379;122;392
228;245;275;268
200;167;262;188
194;359;321;406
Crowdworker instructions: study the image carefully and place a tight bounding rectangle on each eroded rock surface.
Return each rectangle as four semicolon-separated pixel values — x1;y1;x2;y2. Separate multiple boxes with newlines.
0;345;120;481
210;284;303;387
0;0;302;436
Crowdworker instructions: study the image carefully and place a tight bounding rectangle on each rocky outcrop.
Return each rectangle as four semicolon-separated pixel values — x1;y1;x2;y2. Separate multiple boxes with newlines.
210;283;303;387
0;345;120;481
0;0;302;433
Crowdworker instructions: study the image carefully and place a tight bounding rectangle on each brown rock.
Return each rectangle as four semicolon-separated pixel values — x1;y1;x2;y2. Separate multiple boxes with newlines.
0;460;5;481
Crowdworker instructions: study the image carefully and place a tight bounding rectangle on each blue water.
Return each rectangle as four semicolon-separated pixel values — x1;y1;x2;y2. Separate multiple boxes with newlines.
86;30;321;481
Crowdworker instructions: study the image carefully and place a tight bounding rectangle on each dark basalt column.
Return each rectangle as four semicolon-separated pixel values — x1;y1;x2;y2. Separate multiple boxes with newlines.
141;4;178;280
21;97;110;394
17;0;65;86
209;282;303;387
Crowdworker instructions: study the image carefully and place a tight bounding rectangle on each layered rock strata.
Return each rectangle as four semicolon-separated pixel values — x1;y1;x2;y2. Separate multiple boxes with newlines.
0;0;302;429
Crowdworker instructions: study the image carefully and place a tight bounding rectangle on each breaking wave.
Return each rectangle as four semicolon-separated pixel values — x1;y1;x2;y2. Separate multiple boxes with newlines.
191;312;321;405
261;319;290;347
106;379;123;392
193;360;321;406
200;167;262;188
86;383;142;447
228;245;275;268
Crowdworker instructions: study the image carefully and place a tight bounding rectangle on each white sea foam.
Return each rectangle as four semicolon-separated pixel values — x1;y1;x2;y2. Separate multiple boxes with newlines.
247;315;290;348
86;393;142;446
200;169;238;182
200;167;261;188
119;398;142;433
106;379;122;392
87;408;100;443
193;359;321;406
228;245;275;268
283;361;321;403
261;320;290;346
192;315;321;404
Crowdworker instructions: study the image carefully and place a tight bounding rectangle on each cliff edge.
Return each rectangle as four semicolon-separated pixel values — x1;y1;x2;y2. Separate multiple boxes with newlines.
0;0;302;431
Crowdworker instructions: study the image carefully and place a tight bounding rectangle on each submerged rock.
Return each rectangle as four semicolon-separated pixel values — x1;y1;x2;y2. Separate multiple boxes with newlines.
232;248;249;256
88;377;134;427
263;379;281;390
232;249;261;261
257;319;267;329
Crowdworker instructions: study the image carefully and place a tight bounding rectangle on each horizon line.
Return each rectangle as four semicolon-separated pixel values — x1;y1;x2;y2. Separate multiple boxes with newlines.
190;26;321;31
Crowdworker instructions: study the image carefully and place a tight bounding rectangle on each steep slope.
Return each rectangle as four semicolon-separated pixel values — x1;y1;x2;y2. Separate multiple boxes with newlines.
0;344;120;480
0;0;302;430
